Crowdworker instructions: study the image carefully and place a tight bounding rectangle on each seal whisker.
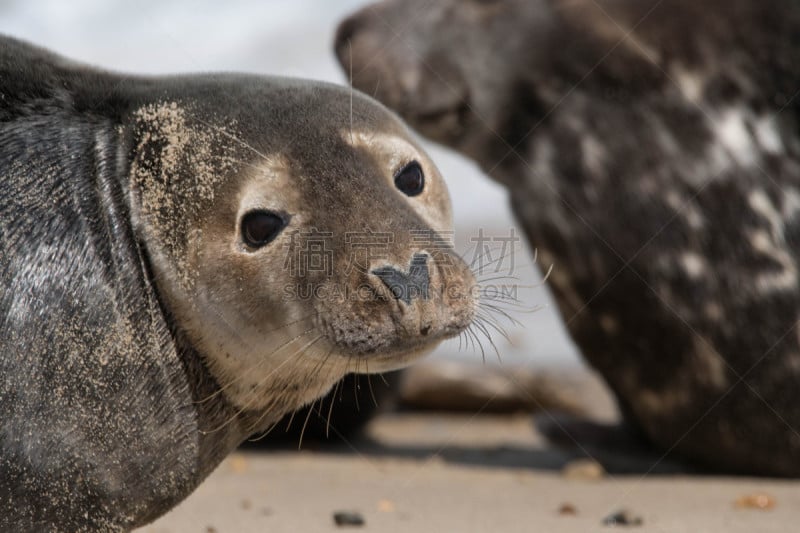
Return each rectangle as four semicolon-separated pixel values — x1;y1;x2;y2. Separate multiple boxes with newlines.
474;311;513;346
352;369;361;413
284;407;299;433
201;333;326;434
479;292;529;307
540;262;554;283
190;114;272;163
478;288;522;303
297;397;318;450
458;330;471;353
467;244;505;272
474;252;540;277
471;316;503;362
245;417;283;443
456;241;479;264
480;298;542;316
243;335;335;436
466;330;479;354
194;318;320;404
464;325;485;363
478;300;529;324
230;335;329;437
364;360;379;408
476;307;513;334
326;375;344;438
304;343;337;387
460;329;471;354
467;239;544;279
480;290;546;313
476;273;522;284
207;153;273;174
349;40;355;145
477;279;550;292
471;326;487;364
478;307;525;336
372;78;381;100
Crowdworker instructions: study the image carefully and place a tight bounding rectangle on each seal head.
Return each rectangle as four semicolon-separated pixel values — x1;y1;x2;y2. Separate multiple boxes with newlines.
0;35;475;530
129;88;475;412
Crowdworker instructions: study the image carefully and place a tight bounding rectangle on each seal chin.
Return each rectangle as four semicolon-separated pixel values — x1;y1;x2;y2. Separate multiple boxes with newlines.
341;339;442;374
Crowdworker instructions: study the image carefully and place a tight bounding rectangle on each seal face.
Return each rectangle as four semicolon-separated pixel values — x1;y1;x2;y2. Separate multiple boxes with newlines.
133;111;474;412
336;0;800;476
0;35;476;530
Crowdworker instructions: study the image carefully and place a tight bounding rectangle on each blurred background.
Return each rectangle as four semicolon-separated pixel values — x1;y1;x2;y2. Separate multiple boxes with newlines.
0;0;581;368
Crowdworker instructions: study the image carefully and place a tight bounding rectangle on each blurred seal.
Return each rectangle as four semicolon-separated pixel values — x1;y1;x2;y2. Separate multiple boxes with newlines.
0;35;476;530
336;0;800;476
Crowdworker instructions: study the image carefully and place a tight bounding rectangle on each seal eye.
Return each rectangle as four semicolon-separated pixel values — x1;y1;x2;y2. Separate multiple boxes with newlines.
394;161;425;197
241;211;286;248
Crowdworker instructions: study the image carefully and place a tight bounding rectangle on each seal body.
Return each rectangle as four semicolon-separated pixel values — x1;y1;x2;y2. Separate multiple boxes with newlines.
0;35;476;530
336;0;800;475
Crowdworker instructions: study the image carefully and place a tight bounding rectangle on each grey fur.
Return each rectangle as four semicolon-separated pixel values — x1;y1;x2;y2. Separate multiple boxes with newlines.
0;35;476;530
336;0;800;476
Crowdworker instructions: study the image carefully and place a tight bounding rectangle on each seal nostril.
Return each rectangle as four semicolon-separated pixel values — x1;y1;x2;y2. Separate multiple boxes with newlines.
371;254;431;305
420;325;431;336
371;266;410;303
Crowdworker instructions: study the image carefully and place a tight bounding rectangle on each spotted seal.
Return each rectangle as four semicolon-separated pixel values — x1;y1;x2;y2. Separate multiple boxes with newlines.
336;0;800;476
0;35;477;530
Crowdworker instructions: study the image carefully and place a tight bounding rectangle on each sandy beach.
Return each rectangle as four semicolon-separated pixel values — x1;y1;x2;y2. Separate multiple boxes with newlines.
139;367;800;533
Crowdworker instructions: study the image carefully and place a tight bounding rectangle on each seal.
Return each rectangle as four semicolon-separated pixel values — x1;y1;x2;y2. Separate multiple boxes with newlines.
0;35;477;531
335;0;800;476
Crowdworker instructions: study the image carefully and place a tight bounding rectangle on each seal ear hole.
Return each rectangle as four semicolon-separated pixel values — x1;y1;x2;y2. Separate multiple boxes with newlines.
394;161;425;197
240;210;287;249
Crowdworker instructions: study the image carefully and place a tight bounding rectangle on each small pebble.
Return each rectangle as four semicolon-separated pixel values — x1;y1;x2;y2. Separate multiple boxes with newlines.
333;511;365;527
562;458;606;480
735;493;776;510
228;454;248;474
602;509;643;527
558;503;578;516
377;499;395;513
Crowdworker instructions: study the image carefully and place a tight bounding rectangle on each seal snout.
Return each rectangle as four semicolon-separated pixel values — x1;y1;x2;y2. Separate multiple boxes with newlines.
371;253;431;305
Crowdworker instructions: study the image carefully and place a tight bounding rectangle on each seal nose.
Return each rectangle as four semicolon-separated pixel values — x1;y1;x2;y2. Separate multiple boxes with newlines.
371;253;430;304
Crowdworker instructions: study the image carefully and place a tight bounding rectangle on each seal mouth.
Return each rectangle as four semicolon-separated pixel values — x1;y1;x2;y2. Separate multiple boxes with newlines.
318;319;469;374
329;327;456;358
338;335;448;374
